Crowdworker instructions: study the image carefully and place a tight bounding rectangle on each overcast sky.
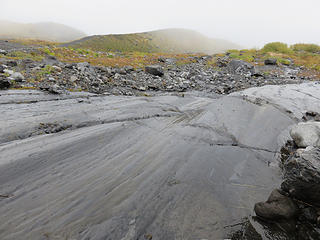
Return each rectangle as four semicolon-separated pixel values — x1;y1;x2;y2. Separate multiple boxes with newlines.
1;0;320;48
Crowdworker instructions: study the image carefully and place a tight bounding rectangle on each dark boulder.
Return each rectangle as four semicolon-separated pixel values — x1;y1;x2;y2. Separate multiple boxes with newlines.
281;147;320;207
145;65;164;77
254;189;298;220
264;58;278;65
5;60;17;67
0;65;4;73
0;76;11;89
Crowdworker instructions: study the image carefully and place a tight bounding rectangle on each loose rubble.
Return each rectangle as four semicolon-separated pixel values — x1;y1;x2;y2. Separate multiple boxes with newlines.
0;52;312;96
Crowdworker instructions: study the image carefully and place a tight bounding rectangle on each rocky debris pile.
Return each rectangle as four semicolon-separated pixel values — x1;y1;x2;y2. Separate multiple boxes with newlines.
252;119;320;239
0;52;311;95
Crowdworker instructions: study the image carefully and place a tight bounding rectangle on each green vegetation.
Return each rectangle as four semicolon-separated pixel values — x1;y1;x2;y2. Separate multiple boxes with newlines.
41;47;55;56
262;42;293;54
226;49;257;62
219;42;320;78
63;29;241;54
3;50;44;61
35;65;54;80
291;43;320;53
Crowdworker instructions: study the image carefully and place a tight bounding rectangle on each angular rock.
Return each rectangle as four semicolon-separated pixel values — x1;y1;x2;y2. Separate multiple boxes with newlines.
3;69;13;75
0;77;10;89
254;189;298;220
43;55;59;65
281;147;320;207
124;66;134;73
115;68;127;75
216;56;229;67
264;58;277;65
158;57;166;63
39;82;63;94
251;67;264;77
0;65;4;73
145;65;164;77
228;59;254;75
0;49;8;55
10;72;25;82
70;75;78;82
52;66;62;72
290;122;320;147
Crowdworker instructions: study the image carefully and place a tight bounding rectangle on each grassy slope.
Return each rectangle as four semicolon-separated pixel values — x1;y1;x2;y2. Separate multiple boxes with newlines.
63;29;242;54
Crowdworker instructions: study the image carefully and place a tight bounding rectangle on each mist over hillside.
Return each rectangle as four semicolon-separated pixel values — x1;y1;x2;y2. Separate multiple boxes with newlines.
0;20;86;42
63;28;242;54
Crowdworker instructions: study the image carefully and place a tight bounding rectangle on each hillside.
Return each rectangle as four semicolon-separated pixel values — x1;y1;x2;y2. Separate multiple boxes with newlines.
63;29;241;54
0;20;86;42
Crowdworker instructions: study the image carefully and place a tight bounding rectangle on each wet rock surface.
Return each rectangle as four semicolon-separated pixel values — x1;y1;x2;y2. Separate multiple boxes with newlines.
228;83;320;239
0;82;319;239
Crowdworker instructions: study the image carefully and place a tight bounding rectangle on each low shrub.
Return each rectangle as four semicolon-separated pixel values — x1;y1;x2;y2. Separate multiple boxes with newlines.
262;42;293;54
291;43;320;53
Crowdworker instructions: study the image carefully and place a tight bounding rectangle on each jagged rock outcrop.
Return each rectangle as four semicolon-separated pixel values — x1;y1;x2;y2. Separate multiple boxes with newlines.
281;147;320;207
